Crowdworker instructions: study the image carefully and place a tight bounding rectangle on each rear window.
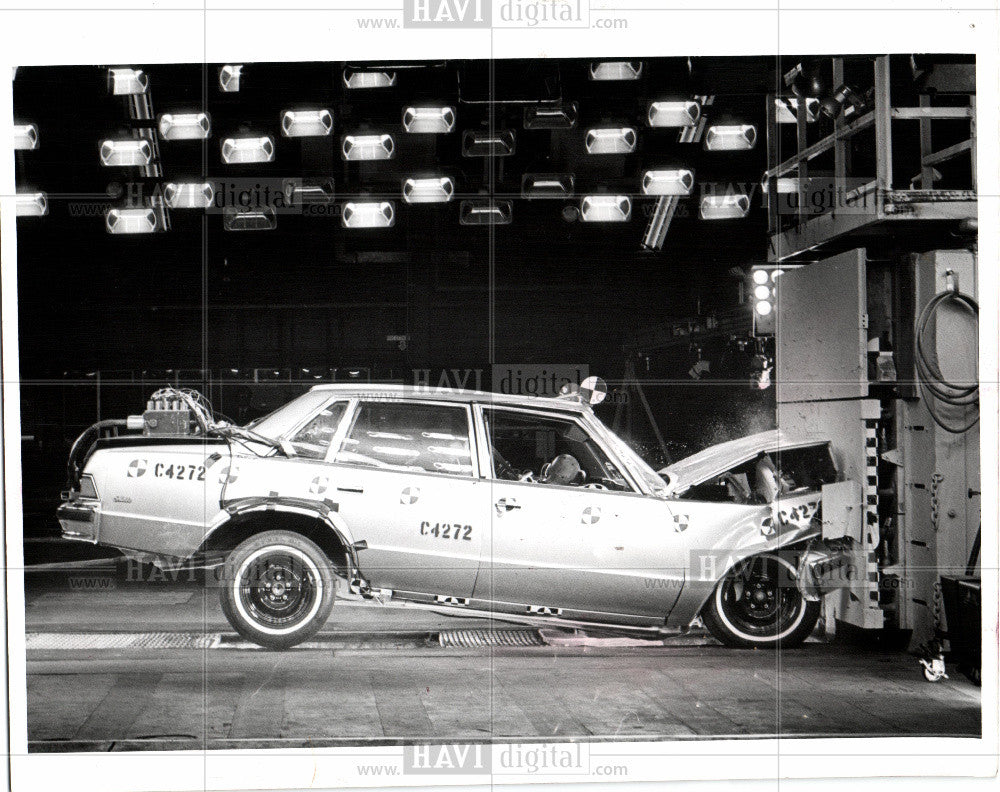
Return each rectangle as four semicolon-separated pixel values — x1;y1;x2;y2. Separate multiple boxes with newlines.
248;390;334;439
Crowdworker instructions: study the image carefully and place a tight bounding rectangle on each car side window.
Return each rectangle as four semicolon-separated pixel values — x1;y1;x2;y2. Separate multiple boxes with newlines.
288;400;349;460
335;401;474;477
482;409;632;491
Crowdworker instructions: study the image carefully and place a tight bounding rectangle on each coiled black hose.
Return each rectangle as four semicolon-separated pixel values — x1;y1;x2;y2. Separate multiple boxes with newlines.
65;419;127;490
914;289;979;434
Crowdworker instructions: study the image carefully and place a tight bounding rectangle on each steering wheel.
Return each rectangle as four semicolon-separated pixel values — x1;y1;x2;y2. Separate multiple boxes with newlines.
493;448;522;481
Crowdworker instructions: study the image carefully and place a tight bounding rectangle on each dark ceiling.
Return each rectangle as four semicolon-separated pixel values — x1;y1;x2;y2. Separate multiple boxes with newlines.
12;54;969;382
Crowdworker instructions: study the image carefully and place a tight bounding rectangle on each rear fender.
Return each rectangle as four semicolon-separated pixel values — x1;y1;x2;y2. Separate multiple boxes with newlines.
206;495;363;571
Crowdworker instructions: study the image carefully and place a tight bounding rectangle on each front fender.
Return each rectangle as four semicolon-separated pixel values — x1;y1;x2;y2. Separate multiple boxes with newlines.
665;501;820;628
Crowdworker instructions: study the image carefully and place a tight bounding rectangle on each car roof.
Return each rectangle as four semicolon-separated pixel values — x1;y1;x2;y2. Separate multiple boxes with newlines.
307;383;590;413
660;429;831;494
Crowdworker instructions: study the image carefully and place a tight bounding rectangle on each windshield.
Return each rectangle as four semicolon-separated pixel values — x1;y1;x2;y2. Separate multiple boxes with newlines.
589;415;669;495
246;390;334;438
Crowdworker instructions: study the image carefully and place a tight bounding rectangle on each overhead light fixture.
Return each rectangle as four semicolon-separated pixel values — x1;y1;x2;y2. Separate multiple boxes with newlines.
585;127;637;155
402;106;456;133
343;69;397;89
106;207;159;234
459;199;512;226
704;125;757;151
523;103;579;130
462;130;515;157
342;133;395;161
774;97;819;124
219;65;242;92
163;182;214;209
281;109;334;138
223;207;277;231
648;101;700;127
402;177;455;204
521;173;575;199
108;68;148;95
283;178;335;205
14;124;39;150
158;112;211;141
589;61;643;81
641;196;680;250
99;139;153;167
16;192;48;217
342;201;395;228
641;169;694;196
220;136;275;164
700;194;751;219
580;195;631;222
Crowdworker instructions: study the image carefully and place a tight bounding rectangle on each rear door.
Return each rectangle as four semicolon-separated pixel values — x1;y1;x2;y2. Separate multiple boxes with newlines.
329;399;487;598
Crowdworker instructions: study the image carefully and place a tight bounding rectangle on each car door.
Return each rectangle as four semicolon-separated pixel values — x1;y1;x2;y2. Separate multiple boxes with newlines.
472;405;684;622
329;398;487;598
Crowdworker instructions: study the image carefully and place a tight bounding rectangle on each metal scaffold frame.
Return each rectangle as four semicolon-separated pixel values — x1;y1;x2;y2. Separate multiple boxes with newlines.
766;55;977;263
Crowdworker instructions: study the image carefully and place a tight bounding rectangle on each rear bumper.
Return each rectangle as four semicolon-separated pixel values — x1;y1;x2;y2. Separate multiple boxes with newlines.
57;501;101;543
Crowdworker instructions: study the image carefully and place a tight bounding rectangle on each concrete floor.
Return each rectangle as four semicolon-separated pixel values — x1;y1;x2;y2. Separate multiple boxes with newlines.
23;562;982;752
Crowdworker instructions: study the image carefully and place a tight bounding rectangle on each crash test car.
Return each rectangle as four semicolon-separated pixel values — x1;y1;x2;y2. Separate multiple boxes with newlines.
57;382;853;649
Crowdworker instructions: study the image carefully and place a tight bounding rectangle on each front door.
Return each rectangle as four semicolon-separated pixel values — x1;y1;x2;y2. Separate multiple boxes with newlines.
473;406;684;621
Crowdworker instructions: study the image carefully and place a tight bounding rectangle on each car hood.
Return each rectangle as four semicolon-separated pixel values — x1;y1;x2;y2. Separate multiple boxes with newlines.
658;429;830;496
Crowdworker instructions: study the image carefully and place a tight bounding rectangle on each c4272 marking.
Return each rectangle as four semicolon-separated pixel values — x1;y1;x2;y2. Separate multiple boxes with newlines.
419;521;472;541
151;462;206;481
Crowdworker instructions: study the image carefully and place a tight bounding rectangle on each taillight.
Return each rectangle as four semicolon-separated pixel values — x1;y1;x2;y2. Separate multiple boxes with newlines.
78;474;99;500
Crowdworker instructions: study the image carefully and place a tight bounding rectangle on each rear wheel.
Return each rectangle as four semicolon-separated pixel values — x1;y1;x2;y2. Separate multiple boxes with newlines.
702;552;819;648
219;530;335;649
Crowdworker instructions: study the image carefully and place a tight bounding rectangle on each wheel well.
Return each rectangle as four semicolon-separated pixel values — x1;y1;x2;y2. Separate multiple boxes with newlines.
697;544;809;616
199;512;350;573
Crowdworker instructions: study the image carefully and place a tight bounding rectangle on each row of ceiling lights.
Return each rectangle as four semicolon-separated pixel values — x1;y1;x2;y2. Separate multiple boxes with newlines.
13;63;760;230
85;192;751;233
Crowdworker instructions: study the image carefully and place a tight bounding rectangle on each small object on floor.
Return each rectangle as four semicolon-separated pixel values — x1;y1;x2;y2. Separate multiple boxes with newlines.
918;640;949;682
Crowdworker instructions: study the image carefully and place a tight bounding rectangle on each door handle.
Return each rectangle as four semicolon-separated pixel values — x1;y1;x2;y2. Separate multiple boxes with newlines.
495;497;521;515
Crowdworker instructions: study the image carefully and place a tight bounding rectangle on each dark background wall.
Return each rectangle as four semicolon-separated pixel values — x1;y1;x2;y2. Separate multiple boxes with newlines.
14;56;828;537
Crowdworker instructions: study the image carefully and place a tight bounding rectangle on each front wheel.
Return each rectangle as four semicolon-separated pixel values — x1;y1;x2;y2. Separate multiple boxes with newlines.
702;552;820;648
219;530;335;649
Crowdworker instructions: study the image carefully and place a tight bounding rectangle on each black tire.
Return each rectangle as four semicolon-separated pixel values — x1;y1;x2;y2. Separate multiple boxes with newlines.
702;552;820;649
219;530;336;649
